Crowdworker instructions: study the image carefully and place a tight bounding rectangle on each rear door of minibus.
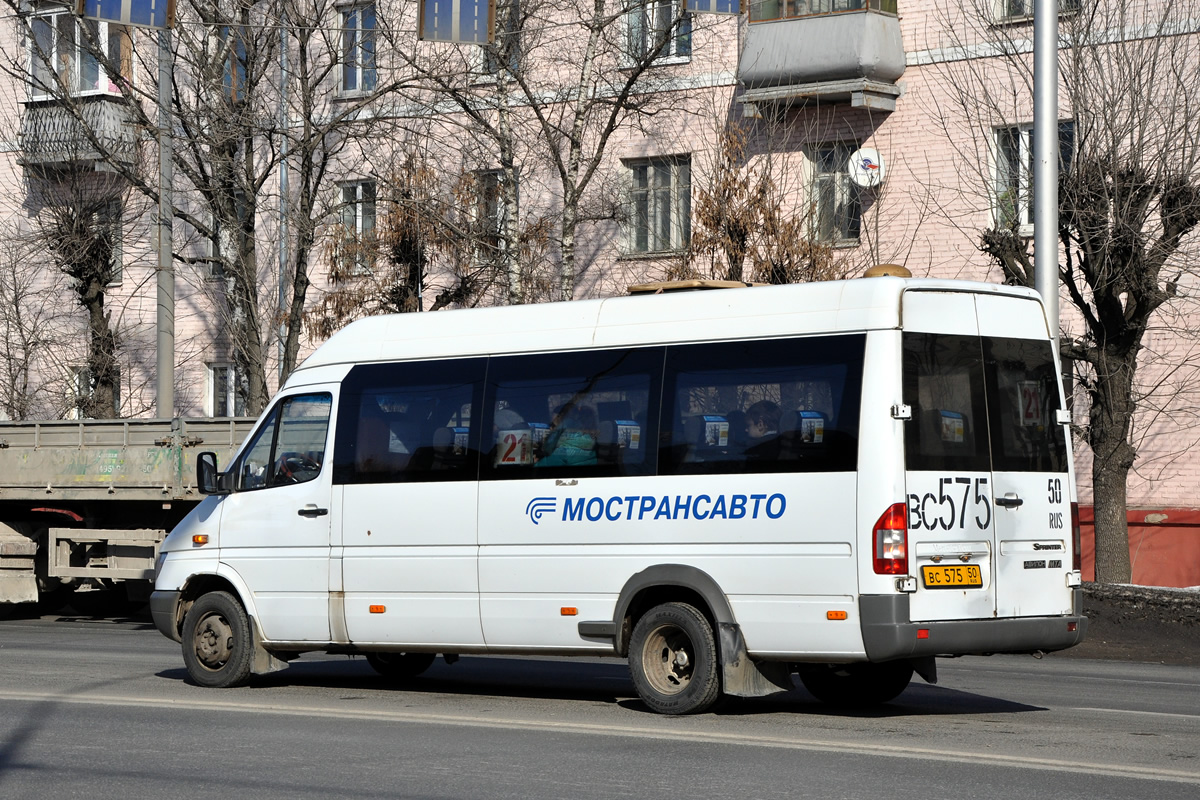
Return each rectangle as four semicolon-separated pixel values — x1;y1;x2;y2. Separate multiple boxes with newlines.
976;294;1074;618
902;291;997;622
902;290;1074;623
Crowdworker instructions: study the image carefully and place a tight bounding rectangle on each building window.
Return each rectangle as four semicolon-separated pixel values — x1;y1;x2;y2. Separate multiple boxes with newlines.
628;0;692;63
480;0;522;77
70;364;121;419
337;181;377;274
209;363;247;417
476;169;515;264
750;0;897;24
93;199;123;286
29;9;132;100
627;156;691;255
340;4;377;94
219;25;248;100
994;121;1074;231
995;0;1080;22
810;142;861;244
204;212;224;280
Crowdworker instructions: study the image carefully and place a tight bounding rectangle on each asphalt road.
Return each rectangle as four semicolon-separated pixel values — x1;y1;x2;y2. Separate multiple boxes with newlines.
1;613;1198;800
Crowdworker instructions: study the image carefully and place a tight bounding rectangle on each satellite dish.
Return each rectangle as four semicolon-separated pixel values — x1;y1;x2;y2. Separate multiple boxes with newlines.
848;148;885;188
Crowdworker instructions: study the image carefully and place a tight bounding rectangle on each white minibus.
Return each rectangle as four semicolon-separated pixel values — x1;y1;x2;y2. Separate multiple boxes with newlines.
151;275;1086;714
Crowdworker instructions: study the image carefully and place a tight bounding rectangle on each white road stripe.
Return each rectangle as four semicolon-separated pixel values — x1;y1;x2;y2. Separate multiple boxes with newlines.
1072;706;1200;721
1;689;1198;785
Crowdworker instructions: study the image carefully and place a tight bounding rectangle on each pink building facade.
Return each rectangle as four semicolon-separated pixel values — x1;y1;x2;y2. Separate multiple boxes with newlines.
2;1;1197;583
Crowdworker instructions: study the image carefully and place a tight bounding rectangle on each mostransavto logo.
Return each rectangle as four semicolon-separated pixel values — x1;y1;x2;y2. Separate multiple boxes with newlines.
525;493;787;524
525;497;558;525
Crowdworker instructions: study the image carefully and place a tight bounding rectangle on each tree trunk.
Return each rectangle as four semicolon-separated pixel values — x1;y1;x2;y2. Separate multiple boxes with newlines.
82;275;118;419
1088;347;1137;584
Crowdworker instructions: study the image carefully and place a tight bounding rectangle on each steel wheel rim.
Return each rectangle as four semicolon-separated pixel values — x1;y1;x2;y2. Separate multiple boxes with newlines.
640;623;694;696
193;612;234;671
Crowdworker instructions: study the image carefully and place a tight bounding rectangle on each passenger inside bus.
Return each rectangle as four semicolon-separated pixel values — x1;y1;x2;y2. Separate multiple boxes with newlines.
537;405;599;467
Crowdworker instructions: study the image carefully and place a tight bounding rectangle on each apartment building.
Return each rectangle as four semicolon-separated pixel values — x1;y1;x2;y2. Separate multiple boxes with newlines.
1;0;1197;584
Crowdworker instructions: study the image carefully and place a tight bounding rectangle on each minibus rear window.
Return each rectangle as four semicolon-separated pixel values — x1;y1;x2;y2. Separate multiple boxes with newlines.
903;333;1068;473
903;333;991;472
983;337;1069;473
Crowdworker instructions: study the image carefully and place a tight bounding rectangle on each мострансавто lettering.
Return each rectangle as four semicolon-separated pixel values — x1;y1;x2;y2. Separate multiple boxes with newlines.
560;493;786;522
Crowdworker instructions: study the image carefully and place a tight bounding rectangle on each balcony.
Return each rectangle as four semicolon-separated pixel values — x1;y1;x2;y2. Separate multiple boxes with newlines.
739;4;906;113
18;94;139;171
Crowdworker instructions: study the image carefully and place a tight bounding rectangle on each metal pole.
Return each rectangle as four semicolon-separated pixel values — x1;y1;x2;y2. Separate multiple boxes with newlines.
1034;0;1059;348
156;29;174;418
278;14;289;381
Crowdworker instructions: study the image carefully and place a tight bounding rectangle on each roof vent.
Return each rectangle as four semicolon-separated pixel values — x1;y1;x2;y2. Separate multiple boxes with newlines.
862;264;912;278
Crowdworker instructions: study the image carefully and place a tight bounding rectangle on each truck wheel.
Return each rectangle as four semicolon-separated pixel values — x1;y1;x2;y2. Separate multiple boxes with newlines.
365;652;437;680
628;602;721;715
798;661;913;707
181;591;254;688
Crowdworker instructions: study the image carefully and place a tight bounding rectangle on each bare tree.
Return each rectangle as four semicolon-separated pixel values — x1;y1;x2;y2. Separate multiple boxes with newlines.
933;0;1200;582
683;117;844;285
0;223;74;419
395;0;714;301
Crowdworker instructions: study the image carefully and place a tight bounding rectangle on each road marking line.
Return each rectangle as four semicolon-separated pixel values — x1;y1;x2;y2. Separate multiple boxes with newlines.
1;689;1198;785
1073;706;1200;721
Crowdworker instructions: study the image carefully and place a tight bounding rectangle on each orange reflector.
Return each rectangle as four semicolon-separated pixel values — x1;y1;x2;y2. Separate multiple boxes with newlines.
369;605;386;614
826;610;848;621
917;629;930;639
1067;621;1077;632
192;534;209;545
560;607;578;616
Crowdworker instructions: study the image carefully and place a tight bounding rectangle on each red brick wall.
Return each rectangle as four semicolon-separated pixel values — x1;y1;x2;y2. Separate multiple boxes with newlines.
1079;507;1200;588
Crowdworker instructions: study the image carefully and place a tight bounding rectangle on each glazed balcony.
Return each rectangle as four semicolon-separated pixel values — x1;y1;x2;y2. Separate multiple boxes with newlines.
18;94;139;170
739;2;906;113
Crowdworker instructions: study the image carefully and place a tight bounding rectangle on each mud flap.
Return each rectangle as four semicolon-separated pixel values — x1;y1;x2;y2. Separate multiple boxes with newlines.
718;622;794;698
250;617;289;675
911;655;938;684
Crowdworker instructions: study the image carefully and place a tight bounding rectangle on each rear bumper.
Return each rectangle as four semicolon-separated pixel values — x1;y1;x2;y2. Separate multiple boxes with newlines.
860;593;1087;661
150;590;182;642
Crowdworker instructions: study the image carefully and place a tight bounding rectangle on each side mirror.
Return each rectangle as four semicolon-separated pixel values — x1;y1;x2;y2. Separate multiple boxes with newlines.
197;451;230;495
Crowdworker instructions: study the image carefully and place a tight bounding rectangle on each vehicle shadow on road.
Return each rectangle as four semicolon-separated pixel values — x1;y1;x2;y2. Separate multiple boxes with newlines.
702;681;1045;717
156;655;1043;716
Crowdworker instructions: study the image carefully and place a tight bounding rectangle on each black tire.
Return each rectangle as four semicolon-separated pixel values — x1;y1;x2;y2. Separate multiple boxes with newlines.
798;661;913;707
181;591;254;688
365;652;437;680
628;602;721;715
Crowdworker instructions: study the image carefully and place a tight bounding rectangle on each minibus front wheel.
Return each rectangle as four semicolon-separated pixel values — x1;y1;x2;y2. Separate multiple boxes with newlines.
629;602;721;715
181;591;254;688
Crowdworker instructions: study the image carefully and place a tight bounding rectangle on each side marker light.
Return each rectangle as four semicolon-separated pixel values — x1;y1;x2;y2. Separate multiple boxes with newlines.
369;605;386;614
827;610;848;620
192;534;209;546
560;607;578;616
917;629;930;640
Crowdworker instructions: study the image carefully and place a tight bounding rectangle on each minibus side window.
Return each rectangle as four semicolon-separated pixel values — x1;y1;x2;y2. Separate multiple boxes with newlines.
660;335;865;475
480;347;663;479
983;337;1069;473
236;393;332;490
333;358;486;484
902;333;990;472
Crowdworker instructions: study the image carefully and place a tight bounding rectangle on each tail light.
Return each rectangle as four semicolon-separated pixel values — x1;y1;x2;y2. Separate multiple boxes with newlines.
873;503;909;575
1071;501;1081;571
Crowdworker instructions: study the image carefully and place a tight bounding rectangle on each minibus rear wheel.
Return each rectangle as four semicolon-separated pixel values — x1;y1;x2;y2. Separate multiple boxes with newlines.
797;660;913;707
365;652;436;680
628;602;721;715
181;591;254;688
